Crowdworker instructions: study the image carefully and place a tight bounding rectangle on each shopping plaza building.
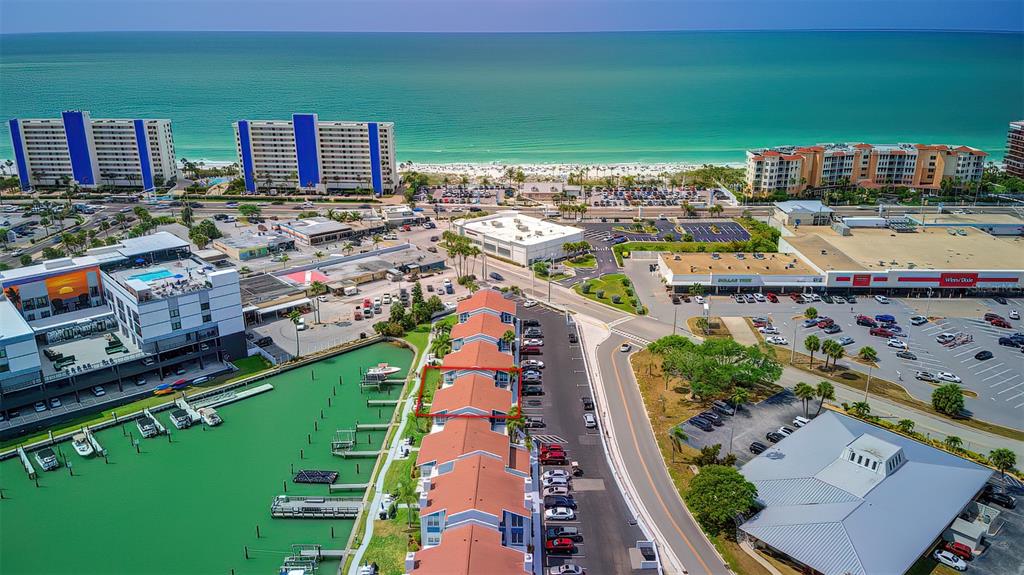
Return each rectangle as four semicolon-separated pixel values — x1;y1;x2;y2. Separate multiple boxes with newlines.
745;142;987;196
0;233;246;438
8;110;179;191
452;212;585;266
233;114;398;195
659;202;1024;296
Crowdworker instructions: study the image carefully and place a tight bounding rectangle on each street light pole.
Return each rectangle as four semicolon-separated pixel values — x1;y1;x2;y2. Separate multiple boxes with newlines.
672;305;678;335
864;364;873;402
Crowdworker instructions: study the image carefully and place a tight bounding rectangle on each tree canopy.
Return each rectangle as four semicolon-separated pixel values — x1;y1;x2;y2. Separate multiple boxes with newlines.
684;465;758;534
652;336;781;399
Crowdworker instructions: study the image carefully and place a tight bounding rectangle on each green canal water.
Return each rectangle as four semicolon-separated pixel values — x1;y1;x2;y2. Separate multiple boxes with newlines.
0;342;413;575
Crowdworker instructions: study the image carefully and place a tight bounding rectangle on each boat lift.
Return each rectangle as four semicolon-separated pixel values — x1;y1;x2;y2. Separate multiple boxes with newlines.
17;447;37;480
330;428;380;458
84;427;106;457
174;397;203;425
142;408;167;435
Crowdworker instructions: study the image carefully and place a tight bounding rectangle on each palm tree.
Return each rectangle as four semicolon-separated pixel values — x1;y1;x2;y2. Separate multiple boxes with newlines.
858;346;878;363
5;286;21;309
944;435;963;452
729;387;750;410
313;250;325;262
429;331;452;358
989;449;1017;484
395;478;418;528
279;253;290;270
814;381;835;416
506;405;527;445
826;340;844;370
794;382;816;417
500;329;516;352
308;281;327;296
849;401;871;418
342;242;355;256
804;335;821;368
288;309;303;357
372;234;383;250
895;418;916;435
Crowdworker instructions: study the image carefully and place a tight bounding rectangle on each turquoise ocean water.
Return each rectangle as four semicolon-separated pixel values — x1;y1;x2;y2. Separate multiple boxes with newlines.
1;31;1021;165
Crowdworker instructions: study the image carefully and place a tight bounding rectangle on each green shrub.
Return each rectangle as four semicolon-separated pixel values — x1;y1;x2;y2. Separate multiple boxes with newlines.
611;295;622;304
581;282;592;294
621;278;631;287
596;290;605;299
625;287;634;297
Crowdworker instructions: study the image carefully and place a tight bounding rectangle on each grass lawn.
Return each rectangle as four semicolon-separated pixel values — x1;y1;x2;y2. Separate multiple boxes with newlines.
613;241;747;265
686;316;731;339
564;254;597;268
535;269;571;282
906;556;960;575
574;273;643;314
383;453;418;494
361;508;421;575
0;355;273;451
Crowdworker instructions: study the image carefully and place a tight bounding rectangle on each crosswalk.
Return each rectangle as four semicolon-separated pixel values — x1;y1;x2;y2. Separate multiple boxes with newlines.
611;329;652;346
531;434;568;445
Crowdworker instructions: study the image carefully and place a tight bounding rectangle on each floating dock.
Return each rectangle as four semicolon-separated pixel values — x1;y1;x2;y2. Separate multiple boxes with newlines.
366;399;399;407
174;397;202;425
193;383;273;410
355;423;389;431
270;495;362;519
328;483;370;492
84;428;105;457
17;447;37;479
332;449;381;459
293;470;339;484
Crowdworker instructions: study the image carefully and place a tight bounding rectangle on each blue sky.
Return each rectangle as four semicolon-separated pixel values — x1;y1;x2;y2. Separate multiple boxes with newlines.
2;0;1022;34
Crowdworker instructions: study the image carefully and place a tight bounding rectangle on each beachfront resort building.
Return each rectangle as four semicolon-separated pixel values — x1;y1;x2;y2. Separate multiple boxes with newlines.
407;290;539;575
8;110;179;191
1005;121;1024;177
233;114;398;195
452;211;585;266
745;142;987;196
739;411;995;575
0;232;246;439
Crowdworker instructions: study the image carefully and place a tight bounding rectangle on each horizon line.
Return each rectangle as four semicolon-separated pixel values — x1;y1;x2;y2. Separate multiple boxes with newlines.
3;28;1023;36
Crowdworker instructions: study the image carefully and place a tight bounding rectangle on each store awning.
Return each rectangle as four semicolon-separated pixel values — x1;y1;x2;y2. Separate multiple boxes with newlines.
257;297;310;315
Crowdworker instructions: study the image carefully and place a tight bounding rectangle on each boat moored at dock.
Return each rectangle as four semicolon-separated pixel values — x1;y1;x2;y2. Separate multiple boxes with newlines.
365;363;401;378
72;433;95;457
197;407;222;426
34;448;60;471
137;416;159;438
169;408;193;430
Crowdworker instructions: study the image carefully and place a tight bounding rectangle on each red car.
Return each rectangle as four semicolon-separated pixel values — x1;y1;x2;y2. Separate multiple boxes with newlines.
401;224;411;231
943;541;973;561
789;293;802;302
540;453;567;465
869;327;894;337
817;318;835;328
765;292;779;303
545;538;576;553
752;319;768;328
990;318;1011;328
541;443;564;452
521;346;542;355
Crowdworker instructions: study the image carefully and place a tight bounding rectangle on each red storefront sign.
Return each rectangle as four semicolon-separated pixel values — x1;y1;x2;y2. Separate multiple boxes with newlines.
938;272;979;287
852;274;871;287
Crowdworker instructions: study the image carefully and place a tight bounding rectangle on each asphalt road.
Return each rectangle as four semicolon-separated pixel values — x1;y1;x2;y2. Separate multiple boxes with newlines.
518;304;645;575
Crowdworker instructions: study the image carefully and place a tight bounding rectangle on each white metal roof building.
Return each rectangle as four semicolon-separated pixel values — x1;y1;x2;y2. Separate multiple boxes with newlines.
452;211;584;265
739;411;992;575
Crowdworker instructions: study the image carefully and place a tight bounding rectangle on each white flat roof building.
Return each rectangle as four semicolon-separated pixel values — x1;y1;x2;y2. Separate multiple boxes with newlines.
9;111;179;191
234;114;397;195
453;212;584;265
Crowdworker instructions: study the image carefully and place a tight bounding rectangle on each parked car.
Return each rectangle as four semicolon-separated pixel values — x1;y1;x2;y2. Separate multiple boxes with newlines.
545;507;576;521
34;401;47;413
545;526;583;542
521;346;542;355
522;385;544;396
524;327;543;337
523;338;544;347
91;385;106;397
984;313;1005;321
870;327;894;338
802;318;821;328
749;441;768;455
823;324;842;334
875;314;896;323
523;299;539;308
777;426;796;437
994;296;1008;304
896;350;918;360
765;431;784;443
821;293;834;304
999;336;1022;348
943;541;974;562
937;372;962;383
792;416;811;427
887;338;907;349
932;550;967;571
758;326;779;335
544;538;576;553
581;397;595;411
699;411;724;426
911;315;929;326
544;495;577;509
980;491;1016;509
521;359;545;369
990;318;1012;328
543;486;570;497
856;315;877;327
975;350;994;361
766;336;789;346
525;417;546;428
836;337;855;346
915;371;939;382
583;413;597;428
711;400;735;415
874;295;890;304
936;333;957;344
1010;309;1020;320
48;397;61;408
765;292;778;302
688;417;714;432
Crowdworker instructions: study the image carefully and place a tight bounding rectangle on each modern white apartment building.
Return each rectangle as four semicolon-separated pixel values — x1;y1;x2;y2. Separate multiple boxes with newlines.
234;113;398;195
746;142;987;196
453;211;585;266
8;110;179;191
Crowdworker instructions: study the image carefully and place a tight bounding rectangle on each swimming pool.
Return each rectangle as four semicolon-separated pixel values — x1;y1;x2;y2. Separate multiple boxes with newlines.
130;268;175;282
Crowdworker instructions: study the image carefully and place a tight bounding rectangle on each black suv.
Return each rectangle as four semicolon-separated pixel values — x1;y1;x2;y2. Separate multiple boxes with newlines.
568;332;579;344
581;397;595;411
544;495;577;509
749;441;768;454
545;526;582;542
981;491;1016;509
765;431;784;443
688;418;714;432
699;411;724;426
522;386;544;396
521;319;541;327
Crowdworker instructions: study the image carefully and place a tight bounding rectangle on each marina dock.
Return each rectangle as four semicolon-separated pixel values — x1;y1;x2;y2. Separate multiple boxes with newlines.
366;399;399;407
193;383;274;410
354;423;389;431
174;397;202;424
84;428;105;457
333;449;382;458
328;483;370;492
17;447;36;479
271;495;362;519
142;408;167;435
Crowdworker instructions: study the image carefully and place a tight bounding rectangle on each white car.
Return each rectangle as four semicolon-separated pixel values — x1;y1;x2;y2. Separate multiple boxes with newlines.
34;401;47;413
545;507;576;521
932;550;967;571
619;343;631;352
936;333;957;344
373;297;381;307
777;426;796;437
543;476;570;488
874;295;890;304
910;315;929;325
758;326;779;335
523;338;544;347
382;293;392;305
317;295;329;302
793;416;811;428
542;469;572;481
694;296;705;304
766;336;789;346
1011;309;1021;320
753;293;766;302
521;360;545;369
523;299;539;308
887;338;907;349
543;486;570;497
548;565;585;575
937;372;962;383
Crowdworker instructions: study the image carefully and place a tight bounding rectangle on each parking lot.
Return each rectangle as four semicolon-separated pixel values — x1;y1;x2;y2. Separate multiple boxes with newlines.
677;221;750;243
965;478;1024;575
682;390;804;466
516;303;646;575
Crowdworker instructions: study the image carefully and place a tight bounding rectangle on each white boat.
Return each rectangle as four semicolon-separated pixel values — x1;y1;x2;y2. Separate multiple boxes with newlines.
366;363;401;378
198;407;222;426
169;408;193;430
137;416;159;438
34;448;60;471
72;433;94;457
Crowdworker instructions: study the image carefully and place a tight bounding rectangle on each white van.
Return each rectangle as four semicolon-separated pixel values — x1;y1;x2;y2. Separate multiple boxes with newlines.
343;286;359;296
